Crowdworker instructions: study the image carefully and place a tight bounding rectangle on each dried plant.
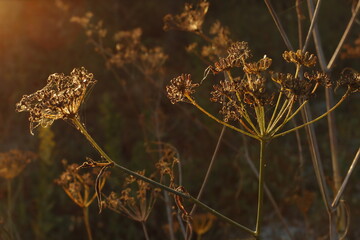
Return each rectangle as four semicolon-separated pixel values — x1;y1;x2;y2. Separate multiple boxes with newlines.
192;213;216;240
0;149;35;179
55;159;109;240
341;35;360;59
166;39;355;238
163;0;209;33
16;67;96;135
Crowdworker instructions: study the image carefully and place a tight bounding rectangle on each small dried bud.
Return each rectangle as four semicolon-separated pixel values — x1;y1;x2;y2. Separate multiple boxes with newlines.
166;74;199;104
282;50;317;67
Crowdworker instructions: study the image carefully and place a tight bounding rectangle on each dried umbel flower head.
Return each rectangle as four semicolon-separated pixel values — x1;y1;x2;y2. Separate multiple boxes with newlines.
16;67;96;135
166;74;199;104
55;160;107;208
337;68;360;93
71;12;107;38
282;50;317;67
207;41;252;75
192;213;216;237
243;56;272;75
103;170;161;222
0;150;36;179
271;72;313;100
163;0;209;33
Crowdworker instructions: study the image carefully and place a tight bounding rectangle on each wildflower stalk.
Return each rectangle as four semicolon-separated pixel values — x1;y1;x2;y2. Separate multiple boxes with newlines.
273;89;349;138
69;115;256;235
141;221;150;240
255;140;266;238
184;94;260;140
82;207;93;240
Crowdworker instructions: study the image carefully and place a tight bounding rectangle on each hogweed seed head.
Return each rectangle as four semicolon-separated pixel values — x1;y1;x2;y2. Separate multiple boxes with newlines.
337;69;360;93
0;150;36;179
16;67;96;135
163;0;209;33
282;50;317;67
166;74;199;104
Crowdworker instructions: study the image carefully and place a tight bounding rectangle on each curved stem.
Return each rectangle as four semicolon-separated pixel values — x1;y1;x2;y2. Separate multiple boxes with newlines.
70;116;256;235
255;140;266;237
185;95;260;140
273;91;349;138
82;207;93;240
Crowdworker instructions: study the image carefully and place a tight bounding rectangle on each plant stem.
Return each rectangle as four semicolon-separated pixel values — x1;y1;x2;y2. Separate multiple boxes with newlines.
185;95;260;140
273;91;349;138
190;125;226;215
264;0;294;51
70;116;256;235
255;140;266;238
141;221;150;240
82;207;93;240
332;147;360;209
6;179;15;240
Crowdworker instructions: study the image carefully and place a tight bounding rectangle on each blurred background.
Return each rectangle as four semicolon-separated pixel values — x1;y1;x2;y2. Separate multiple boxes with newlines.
0;0;359;239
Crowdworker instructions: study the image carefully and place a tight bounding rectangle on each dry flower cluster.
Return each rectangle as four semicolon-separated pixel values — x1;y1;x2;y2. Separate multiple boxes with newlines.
16;67;96;134
0;150;36;179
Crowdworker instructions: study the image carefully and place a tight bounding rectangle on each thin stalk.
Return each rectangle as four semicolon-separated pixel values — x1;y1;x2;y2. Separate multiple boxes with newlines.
241;135;294;239
70;116;256;235
82;207;93;240
225;71;259;134
254;106;264;135
269;99;295;136
332;147;360;209
267;98;292;133
141;221;150;240
302;0;322;52
266;92;283;132
254;141;266;238
185;95;260;140
188;195;255;235
327;0;360;70
264;0;294;51
6;179;15;240
301;104;331;211
190;125;226;215
273;91;349;138
296;0;304;49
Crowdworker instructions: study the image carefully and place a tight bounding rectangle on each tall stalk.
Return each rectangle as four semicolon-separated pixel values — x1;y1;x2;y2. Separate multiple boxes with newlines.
82;207;93;240
254;140;266;238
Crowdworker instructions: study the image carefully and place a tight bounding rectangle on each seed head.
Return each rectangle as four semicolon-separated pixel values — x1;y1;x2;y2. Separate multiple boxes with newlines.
166;74;199;104
16;67;96;135
337;69;360;93
163;1;209;33
283;50;317;67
